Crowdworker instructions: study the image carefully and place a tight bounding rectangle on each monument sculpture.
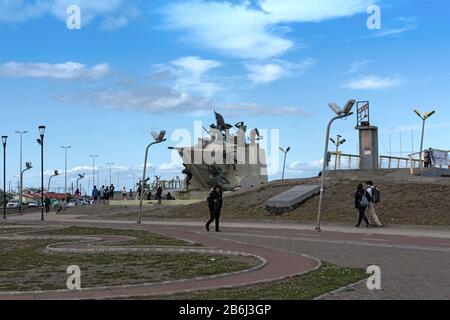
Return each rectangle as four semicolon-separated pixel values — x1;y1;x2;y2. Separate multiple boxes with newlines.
170;112;268;198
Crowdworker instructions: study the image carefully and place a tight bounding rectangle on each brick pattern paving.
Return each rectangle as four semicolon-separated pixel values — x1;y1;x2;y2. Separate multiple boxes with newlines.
210;231;450;300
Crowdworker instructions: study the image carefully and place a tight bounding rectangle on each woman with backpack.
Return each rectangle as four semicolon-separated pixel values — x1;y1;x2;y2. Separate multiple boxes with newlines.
355;184;370;228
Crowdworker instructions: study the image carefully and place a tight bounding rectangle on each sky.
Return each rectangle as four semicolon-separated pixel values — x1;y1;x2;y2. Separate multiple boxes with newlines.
0;0;449;193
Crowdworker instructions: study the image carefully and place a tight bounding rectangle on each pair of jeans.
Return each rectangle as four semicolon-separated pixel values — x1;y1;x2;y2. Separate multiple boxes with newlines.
356;206;369;227
206;208;221;231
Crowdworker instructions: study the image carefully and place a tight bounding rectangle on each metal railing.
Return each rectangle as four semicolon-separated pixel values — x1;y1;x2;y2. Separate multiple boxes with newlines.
328;152;360;170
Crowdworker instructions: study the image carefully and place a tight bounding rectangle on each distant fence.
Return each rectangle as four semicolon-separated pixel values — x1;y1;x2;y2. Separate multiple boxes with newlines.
327;150;449;172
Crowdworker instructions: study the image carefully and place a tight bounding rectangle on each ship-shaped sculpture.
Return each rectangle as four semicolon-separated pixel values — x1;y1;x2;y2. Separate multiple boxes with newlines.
170;112;268;196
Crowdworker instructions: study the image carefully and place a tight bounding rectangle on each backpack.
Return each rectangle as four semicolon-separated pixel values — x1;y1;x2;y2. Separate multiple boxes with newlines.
371;187;381;204
360;194;369;208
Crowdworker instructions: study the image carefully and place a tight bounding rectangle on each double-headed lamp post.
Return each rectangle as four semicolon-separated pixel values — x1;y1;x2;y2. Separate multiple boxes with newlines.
61;146;71;202
413;109;436;174
2;136;7;220
138;130;167;224
316;100;356;232
330;135;346;170
37;126;46;221
77;174;85;193
89;155;98;189
279;147;291;181
20;162;33;214
48;170;59;193
106;162;114;186
15;130;28;211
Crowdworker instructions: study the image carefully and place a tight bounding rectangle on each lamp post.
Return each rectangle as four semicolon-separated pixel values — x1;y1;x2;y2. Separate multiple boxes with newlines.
61;146;71;202
48;170;59;194
330;135;346;170
15;130;28;212
279;147;291;181
20;162;32;214
414;109;436;174
316;100;355;232
2;136;7;220
131;174;137;191
89;155;98;189
76;174;85;193
138;130;166;224
37;126;46;221
106;162;114;186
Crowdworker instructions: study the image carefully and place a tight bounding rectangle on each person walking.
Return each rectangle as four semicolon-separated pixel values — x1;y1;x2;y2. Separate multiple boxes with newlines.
44;196;51;213
156;186;163;205
206;186;223;232
424;149;432;168
354;184;370;228
129;189;133;200
366;181;383;228
92;186;99;204
122;187;127;200
104;186;110;205
110;184;115;199
100;186;105;205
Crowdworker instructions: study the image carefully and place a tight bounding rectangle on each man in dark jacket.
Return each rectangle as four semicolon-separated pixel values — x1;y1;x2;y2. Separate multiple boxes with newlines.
156;186;163;205
206;186;223;232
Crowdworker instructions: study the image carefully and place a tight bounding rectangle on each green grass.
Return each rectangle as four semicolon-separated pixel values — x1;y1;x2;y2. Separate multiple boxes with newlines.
30;226;198;247
0;227;259;292
162;262;367;300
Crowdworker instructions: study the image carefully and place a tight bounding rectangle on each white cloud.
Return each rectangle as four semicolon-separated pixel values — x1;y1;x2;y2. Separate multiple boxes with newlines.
161;0;376;59
0;61;111;80
158;162;184;172
288;159;323;173
245;58;317;84
0;0;50;23
0;0;138;29
343;75;402;90
222;103;310;117
167;56;223;96
367;16;418;38
345;59;372;74
59;82;214;113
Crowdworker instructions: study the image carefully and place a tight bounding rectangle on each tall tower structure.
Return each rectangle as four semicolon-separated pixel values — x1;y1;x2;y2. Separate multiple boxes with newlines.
356;101;379;170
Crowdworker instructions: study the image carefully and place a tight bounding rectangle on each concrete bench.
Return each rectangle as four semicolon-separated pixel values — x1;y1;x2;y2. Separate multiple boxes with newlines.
266;185;320;215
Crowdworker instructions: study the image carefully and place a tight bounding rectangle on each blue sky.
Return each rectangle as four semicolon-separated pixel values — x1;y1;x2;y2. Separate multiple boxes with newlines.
0;0;449;192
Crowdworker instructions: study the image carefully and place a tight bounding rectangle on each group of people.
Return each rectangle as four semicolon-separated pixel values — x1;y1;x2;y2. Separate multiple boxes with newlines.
119;185;175;204
354;181;383;228
91;184;115;205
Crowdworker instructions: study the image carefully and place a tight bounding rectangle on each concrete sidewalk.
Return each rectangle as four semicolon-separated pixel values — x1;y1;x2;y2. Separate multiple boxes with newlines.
7;212;450;239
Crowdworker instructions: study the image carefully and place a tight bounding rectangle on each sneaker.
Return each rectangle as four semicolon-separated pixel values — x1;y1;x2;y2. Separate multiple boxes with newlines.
206;224;210;232
376;224;383;228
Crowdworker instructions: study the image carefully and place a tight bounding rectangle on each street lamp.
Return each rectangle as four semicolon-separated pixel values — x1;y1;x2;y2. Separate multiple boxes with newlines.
414;109;436;174
330;135;346;170
279;147;291;181
89;155;98;189
316;100;356;232
2;136;7;220
20;162;33;214
138;130;167;224
106;162;114;186
61;146;71;202
37;126;46;221
76;173;85;193
48;170;59;194
15;130;28;211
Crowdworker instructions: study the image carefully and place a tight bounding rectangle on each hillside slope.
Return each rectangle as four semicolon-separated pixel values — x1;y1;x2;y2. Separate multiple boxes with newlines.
150;176;450;226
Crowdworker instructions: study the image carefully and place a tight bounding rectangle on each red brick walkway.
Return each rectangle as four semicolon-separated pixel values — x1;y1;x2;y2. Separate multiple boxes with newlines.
0;221;319;300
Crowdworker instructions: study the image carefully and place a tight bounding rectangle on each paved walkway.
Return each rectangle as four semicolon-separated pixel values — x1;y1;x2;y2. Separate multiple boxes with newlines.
0;217;319;300
2;213;450;300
